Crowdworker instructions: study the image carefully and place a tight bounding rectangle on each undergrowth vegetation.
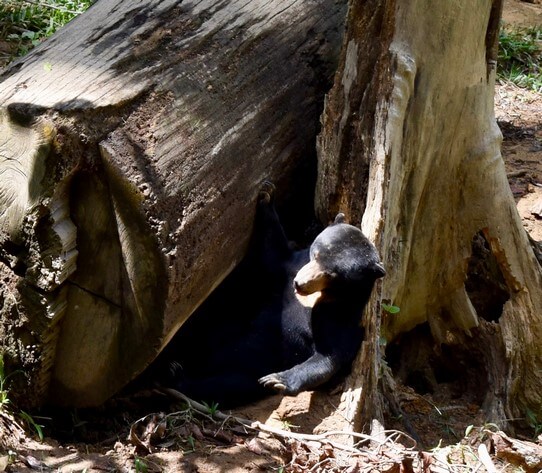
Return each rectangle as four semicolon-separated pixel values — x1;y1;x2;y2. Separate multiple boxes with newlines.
0;354;44;441
498;24;542;92
0;0;92;63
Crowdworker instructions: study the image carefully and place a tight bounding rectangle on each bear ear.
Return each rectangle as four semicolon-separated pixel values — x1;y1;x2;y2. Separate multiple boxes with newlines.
334;213;346;224
371;262;386;278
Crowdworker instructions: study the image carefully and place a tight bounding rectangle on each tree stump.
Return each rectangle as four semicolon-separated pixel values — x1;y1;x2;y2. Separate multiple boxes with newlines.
317;0;542;433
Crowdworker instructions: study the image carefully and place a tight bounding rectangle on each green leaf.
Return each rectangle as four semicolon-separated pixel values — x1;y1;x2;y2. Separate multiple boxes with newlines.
202;401;219;416
20;411;44;441
382;303;400;314
134;457;148;473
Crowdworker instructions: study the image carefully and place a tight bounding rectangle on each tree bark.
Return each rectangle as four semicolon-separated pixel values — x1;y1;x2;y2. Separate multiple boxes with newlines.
0;0;346;407
317;0;542;433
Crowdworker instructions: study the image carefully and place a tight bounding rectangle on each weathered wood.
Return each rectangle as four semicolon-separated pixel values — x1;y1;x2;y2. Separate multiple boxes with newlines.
491;430;542;472
0;0;346;407
316;0;542;433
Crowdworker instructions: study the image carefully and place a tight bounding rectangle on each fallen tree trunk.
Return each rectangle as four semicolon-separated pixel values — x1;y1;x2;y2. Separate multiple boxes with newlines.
316;0;542;433
0;0;346;407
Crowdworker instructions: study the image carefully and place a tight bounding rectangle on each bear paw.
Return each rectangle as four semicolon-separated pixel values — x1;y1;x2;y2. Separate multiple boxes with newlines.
258;372;287;392
258;180;276;204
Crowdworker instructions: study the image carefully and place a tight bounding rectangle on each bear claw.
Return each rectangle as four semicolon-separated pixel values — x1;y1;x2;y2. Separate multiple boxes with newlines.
258;181;276;204
258;373;286;391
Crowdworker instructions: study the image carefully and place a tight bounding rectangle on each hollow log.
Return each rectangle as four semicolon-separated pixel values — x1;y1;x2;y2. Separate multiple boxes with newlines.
0;0;346;407
316;0;542;433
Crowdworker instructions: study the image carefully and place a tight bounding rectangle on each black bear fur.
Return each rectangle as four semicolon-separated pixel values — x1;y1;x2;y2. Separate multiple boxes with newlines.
162;183;385;407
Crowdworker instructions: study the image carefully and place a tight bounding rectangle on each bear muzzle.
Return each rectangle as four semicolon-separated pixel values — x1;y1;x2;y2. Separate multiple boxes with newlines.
294;260;334;296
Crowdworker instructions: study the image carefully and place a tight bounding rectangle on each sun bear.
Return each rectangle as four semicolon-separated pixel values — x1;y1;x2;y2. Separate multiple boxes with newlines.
163;183;385;407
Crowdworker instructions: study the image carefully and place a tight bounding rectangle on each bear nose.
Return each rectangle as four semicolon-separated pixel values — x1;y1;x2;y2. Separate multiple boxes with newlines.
293;279;307;295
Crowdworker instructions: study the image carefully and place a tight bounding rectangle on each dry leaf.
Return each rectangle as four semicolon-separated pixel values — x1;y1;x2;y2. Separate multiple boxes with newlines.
129;413;167;453
245;437;268;455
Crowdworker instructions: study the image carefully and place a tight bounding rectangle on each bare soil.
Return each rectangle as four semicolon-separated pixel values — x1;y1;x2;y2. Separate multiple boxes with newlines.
496;83;542;241
1;1;542;472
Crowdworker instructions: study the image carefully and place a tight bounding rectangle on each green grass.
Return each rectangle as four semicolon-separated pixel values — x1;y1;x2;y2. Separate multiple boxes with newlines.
0;0;92;62
498;24;542;92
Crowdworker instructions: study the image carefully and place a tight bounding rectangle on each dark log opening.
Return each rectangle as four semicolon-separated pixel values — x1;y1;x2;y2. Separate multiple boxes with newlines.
144;154;323;386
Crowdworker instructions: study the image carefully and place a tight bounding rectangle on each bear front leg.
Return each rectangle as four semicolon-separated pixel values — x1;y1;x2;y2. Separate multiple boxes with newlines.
249;181;292;275
258;353;339;395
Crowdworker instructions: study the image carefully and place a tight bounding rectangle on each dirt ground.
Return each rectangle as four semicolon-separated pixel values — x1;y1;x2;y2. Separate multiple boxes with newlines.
496;82;542;242
1;1;542;472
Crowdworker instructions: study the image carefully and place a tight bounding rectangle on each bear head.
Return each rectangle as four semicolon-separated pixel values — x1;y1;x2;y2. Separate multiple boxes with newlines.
294;214;385;300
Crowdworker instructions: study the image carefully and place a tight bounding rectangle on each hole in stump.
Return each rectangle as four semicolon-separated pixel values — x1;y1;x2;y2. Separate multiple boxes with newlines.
465;231;510;322
386;323;489;405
